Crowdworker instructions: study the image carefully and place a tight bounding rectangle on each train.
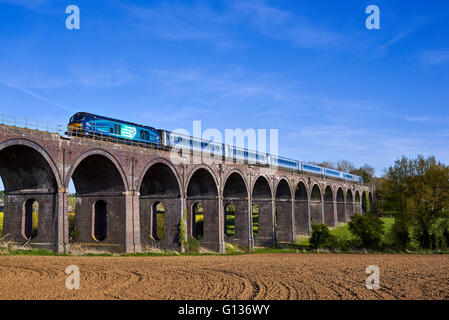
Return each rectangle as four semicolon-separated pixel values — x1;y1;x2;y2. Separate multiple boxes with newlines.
67;112;364;183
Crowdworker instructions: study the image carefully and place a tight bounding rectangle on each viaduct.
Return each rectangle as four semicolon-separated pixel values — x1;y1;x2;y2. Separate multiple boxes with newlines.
0;124;372;253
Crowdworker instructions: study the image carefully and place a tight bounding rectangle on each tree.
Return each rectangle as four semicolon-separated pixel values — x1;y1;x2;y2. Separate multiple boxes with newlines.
351;164;375;184
381;155;449;249
337;160;355;173
309;223;335;249
309;161;336;169
348;213;384;249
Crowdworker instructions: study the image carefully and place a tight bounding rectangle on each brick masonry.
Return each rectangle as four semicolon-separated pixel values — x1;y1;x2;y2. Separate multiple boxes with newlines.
0;125;372;253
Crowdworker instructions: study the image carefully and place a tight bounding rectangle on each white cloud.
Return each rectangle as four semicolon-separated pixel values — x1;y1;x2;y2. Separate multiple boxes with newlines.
0;79;75;112
404;115;431;122
230;0;341;48
0;0;47;9
122;0;341;49
418;50;449;66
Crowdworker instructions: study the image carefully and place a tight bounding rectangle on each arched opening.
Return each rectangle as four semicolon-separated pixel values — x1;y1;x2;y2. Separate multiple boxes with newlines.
68;153;126;249
369;192;374;212
224;203;235;237
187;168;218;198
362;191;368;213
336;188;345;223
23;199;38;240
151;202;165;241
223;172;249;247
323;186;335;226
139;162;181;249
191;202;204;240
310;184;323;223
93;200;107;241
0;176;4;237
186;168;219;251
346;189;354;219
355;191;361;214
68;179;78;242
252;176;274;246
0;144;58;248
294;181;309;235
275;179;293;242
252;204;259;237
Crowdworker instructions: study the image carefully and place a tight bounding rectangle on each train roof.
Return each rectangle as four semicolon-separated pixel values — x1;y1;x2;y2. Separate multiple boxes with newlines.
71;112;158;131
70;112;363;183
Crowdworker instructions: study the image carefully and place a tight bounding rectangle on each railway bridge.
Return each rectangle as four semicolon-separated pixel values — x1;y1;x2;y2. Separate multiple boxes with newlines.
0;123;372;253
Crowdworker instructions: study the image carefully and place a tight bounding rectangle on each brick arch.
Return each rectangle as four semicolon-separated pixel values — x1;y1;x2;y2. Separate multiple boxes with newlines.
64;148;129;191
63;149;129;252
323;185;335;226
309;182;323;224
137;157;182;197
185;164;219;197
222;169;251;247
138;158;183;250
336;186;346;223
185;164;222;251
309;182;323;202
322;183;336;200
346;188;354;202
0;138;62;190
294;179;309;235
252;174;275;246
251;174;273;200
222;169;250;200
274;176;293;200
0;138;63;251
346;188;354;219
354;190;362;214
274;177;294;242
294;179;308;201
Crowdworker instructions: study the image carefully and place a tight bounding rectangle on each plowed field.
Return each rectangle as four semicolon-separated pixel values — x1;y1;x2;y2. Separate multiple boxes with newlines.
0;254;448;300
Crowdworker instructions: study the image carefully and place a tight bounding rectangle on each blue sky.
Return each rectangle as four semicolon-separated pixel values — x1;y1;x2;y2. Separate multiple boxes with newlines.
0;0;448;178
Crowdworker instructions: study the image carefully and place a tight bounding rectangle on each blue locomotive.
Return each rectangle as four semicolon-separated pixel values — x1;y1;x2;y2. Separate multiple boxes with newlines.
67;112;364;183
68;112;161;145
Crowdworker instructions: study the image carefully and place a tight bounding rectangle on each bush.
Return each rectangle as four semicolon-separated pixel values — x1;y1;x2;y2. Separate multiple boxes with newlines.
179;209;187;250
68;212;79;241
348;213;384;249
390;213;412;250
186;236;200;253
441;219;449;249
310;223;336;249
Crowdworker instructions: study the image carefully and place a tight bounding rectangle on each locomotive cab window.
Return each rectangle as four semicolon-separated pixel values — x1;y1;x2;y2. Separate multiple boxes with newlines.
70;114;84;123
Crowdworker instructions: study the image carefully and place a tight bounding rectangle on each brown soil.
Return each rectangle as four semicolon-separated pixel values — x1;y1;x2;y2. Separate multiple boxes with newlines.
0;253;448;300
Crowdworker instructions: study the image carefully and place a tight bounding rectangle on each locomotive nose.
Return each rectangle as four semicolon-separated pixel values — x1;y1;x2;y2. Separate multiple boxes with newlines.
68;123;82;130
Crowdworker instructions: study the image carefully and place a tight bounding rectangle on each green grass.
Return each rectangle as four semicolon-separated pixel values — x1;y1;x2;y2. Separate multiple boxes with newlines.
381;217;395;234
68;195;76;210
298;217;395;246
225;214;235;236
155;211;164;240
